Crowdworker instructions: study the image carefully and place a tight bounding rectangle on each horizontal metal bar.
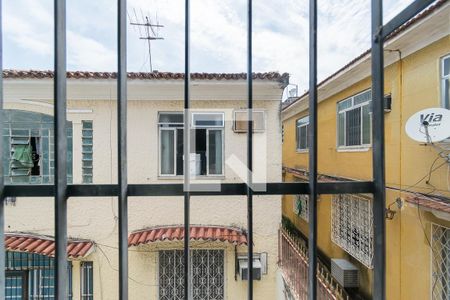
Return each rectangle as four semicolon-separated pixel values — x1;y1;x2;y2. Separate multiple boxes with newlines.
4;181;374;197
380;0;434;40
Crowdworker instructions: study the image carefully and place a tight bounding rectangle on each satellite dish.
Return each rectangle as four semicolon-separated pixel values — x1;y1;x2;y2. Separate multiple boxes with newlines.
405;108;450;143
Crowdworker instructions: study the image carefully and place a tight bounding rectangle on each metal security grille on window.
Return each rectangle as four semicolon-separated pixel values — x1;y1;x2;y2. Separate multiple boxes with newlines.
293;195;309;222
159;250;224;300
331;194;374;268
5;252;72;299
82;121;93;184
432;224;450;300
81;262;93;300
337;90;372;147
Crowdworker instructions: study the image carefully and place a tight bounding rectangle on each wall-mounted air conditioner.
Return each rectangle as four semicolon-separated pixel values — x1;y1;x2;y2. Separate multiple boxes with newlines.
331;258;359;288
236;253;267;280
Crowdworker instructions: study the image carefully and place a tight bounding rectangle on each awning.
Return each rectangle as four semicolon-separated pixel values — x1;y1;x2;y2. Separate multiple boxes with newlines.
5;233;95;258
128;225;247;246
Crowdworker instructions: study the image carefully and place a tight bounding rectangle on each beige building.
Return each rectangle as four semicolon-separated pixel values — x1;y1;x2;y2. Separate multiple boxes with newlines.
2;71;288;299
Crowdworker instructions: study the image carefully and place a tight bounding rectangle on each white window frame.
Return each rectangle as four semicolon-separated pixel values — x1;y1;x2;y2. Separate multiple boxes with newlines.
441;54;450;109
336;90;372;150
191;112;225;128
295;116;309;152
232;110;266;133
158;112;225;177
293;194;309;222
331;194;374;268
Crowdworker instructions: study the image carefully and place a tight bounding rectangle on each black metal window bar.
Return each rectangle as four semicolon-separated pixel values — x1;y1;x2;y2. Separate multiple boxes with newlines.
0;0;436;299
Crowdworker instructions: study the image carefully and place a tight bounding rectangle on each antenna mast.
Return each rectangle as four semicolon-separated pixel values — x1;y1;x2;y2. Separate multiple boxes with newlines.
129;9;164;72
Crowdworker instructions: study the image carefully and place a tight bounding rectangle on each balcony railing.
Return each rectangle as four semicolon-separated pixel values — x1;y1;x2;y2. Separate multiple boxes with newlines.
279;228;349;300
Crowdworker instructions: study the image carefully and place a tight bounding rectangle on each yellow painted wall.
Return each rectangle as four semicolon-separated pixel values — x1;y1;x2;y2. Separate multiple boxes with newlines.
282;36;450;299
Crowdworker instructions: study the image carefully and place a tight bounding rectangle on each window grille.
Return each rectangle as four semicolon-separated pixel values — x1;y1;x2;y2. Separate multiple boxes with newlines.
331;194;374;268
159;250;224;300
293;195;309;222
81;261;93;300
4;252;72;299
432;224;450;300
337;90;372;148
441;54;450;109
295;116;309;151
81;121;93;184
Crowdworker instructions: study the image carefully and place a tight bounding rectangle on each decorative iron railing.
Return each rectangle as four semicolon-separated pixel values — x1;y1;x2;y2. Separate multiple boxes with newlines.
279;228;349;300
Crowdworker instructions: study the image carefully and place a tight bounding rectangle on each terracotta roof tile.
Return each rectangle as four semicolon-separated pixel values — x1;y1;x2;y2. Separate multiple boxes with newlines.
128;225;247;246
3;69;289;85
5;233;95;258
405;194;450;213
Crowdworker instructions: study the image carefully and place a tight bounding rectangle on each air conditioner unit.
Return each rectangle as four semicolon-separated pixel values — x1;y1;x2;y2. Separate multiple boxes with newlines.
331;259;359;288
238;258;262;280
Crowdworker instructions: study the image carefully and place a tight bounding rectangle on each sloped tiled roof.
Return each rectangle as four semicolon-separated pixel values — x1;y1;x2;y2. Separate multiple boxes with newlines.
5;233;95;258
128;225;248;246
3;69;289;84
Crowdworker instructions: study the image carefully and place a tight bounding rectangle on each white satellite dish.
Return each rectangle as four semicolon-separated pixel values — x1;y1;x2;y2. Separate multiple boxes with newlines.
405;108;450;143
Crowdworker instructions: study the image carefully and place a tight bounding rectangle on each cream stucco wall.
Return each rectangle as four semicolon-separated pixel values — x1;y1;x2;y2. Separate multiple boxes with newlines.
3;79;284;299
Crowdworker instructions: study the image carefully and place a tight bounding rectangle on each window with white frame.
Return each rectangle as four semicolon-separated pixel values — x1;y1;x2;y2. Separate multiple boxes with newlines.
82;121;93;183
441;54;450;109
331;194;373;268
158;112;224;177
293;194;309;222
159;249;224;300
432;224;450;300
337;90;372;148
296;116;309;151
81;261;93;300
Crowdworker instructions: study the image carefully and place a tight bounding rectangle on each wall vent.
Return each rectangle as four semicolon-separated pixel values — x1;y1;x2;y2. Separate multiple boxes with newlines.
331;258;359;288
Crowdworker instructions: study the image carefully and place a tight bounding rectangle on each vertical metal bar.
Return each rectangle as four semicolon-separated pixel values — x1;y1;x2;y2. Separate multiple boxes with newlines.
308;0;318;298
371;0;386;299
0;0;5;298
247;0;254;299
183;0;191;298
117;0;128;299
54;0;68;298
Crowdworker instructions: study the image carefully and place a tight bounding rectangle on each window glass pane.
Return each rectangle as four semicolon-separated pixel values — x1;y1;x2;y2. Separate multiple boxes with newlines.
443;56;450;76
192;113;224;127
338;113;345;146
362;105;371;144
443;78;450;109
354;90;371;105
299;126;308;149
296;116;309;126
346;107;361;146
337;99;351;112
208;130;223;175
159;113;184;125
160;130;175;175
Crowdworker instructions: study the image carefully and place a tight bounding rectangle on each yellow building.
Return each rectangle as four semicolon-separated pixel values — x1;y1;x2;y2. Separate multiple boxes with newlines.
281;1;450;299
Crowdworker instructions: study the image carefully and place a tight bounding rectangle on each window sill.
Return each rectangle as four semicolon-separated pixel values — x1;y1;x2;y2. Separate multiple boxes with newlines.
158;175;226;180
296;149;308;153
336;146;371;152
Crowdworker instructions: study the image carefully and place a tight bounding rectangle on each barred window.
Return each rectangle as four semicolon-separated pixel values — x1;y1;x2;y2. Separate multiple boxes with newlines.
337;90;371;148
293;195;309;222
82;121;93;183
432;224;450;300
159;249;224;300
81;261;94;300
295;116;309;151
331;194;373;268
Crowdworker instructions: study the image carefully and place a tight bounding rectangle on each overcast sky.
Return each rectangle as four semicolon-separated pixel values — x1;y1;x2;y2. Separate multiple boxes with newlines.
4;0;415;94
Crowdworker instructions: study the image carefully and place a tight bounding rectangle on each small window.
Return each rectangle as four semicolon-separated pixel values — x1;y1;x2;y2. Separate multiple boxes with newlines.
81;261;93;300
192;112;224;128
293;195;309;222
441;54;450;109
10;134;41;178
82;121;93;184
337;90;372;148
295;116;309;151
233;110;265;132
331;194;373;268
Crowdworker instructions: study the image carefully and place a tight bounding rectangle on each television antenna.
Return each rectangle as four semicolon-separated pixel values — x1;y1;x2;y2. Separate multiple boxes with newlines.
129;8;164;72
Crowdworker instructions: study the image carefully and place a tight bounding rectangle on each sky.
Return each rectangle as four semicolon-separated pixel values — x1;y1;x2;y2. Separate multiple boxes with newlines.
3;0;415;95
